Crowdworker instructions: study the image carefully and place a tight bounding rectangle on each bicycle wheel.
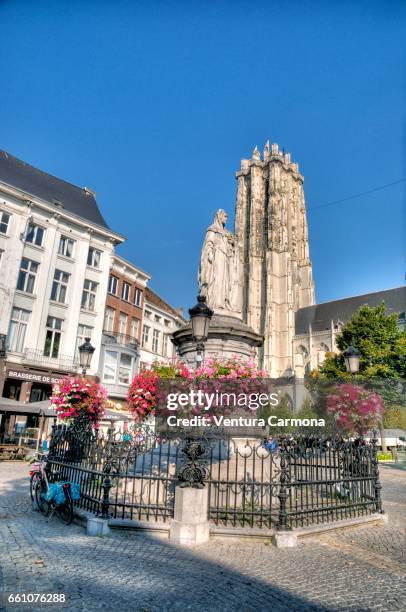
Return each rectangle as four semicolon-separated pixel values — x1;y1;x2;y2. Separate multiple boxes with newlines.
56;484;73;525
56;499;73;525
34;479;50;516
30;474;40;502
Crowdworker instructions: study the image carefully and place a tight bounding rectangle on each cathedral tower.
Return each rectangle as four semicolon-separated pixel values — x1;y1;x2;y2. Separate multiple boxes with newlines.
234;142;315;377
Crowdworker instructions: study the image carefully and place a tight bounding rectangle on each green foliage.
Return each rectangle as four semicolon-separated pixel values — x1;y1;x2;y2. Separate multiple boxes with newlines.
319;304;406;380
377;452;393;461
382;404;406;430
309;303;406;413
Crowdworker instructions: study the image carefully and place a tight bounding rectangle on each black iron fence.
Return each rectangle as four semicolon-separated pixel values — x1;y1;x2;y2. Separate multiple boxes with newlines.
47;424;182;522
46;426;383;530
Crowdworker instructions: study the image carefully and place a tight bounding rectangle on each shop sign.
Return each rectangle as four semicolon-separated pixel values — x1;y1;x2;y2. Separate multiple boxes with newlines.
6;368;64;385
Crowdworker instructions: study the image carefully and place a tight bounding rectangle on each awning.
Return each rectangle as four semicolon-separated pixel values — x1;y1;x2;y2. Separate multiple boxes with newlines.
0;398;131;421
103;410;131;422
0;398;56;417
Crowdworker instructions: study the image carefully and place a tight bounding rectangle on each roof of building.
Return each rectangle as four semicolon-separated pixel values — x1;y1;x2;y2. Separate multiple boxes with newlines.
145;287;185;321
112;253;151;280
295;286;406;335
0;150;111;230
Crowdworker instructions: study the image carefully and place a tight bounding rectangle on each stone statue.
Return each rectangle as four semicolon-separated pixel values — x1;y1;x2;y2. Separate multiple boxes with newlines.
198;209;241;314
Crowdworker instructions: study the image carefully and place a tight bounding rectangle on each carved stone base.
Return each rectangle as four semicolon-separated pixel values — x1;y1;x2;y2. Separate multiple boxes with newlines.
169;486;210;546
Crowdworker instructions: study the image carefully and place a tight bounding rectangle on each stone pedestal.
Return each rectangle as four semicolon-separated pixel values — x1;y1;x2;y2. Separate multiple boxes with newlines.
87;516;110;537
272;531;298;548
169;486;210;546
172;314;263;368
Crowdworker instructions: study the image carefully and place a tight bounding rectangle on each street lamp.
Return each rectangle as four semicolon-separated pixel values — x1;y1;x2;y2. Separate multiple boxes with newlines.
78;337;95;376
343;345;360;380
189;295;213;366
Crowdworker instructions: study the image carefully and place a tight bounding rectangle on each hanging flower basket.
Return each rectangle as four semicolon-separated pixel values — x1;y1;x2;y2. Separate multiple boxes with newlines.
50;377;107;430
128;360;192;422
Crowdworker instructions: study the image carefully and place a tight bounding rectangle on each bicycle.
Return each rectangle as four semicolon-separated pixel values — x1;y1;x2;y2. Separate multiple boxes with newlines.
33;457;74;525
29;454;44;502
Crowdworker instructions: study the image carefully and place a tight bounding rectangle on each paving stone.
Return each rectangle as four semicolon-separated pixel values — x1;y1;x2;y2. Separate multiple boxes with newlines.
0;463;405;611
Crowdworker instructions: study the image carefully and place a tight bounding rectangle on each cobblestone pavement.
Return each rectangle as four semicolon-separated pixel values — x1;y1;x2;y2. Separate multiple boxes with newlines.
0;462;405;611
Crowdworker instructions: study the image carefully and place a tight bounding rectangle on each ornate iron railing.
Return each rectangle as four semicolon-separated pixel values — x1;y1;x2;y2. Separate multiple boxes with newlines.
47;424;182;522
24;348;79;371
46;426;383;529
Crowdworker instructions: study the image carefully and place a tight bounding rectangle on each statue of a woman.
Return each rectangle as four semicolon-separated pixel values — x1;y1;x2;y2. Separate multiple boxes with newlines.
198;209;240;313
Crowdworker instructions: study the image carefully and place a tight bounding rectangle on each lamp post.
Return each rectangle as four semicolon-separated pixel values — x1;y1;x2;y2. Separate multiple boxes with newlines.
343;345;360;381
78;337;95;377
189;295;213;367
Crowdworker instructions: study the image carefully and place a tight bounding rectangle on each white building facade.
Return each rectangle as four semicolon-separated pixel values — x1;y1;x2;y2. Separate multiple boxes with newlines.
0;150;123;403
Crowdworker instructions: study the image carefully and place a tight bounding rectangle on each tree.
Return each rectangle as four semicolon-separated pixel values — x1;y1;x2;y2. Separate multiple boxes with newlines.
319;303;406;381
308;303;406;442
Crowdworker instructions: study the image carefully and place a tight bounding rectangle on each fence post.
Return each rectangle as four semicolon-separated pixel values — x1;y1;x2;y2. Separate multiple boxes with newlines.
100;465;112;520
277;439;290;531
371;432;384;514
273;438;297;547
87;430;113;537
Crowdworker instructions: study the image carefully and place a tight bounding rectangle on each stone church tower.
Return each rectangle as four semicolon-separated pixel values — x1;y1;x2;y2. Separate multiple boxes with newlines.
234;142;315;377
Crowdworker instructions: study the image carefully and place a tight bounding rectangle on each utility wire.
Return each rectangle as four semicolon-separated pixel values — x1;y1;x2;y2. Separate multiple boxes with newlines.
308;178;406;212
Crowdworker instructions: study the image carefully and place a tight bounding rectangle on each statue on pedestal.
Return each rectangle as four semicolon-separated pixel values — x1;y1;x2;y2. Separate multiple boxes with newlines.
198;209;241;314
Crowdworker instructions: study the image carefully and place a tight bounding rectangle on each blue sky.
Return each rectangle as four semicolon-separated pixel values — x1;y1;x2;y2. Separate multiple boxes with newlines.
1;1;405;312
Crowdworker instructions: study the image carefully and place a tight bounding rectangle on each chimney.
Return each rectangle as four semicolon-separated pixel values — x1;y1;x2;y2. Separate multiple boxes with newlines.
84;187;96;198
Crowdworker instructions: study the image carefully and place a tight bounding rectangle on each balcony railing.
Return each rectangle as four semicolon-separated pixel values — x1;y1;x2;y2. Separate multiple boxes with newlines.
24;348;79;372
102;330;139;349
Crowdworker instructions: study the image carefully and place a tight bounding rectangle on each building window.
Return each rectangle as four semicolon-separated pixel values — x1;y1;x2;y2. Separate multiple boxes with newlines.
0;211;10;234
58;235;75;258
81;279;98;311
44;316;62;358
142;324;150;347
108;275;118;295
118;353;133;384
144;310;151;319
164;319;170;327
50;269;70;304
152;329;160;353
130;318;139;341
162;334;168;356
87;247;101;268
134;288;142;307
103;350;117;382
121;282;130;301
76;324;93;356
17;258;39;294
8;307;30;353
25;222;44;247
118;313;128;336
104;307;115;332
154;315;161;323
